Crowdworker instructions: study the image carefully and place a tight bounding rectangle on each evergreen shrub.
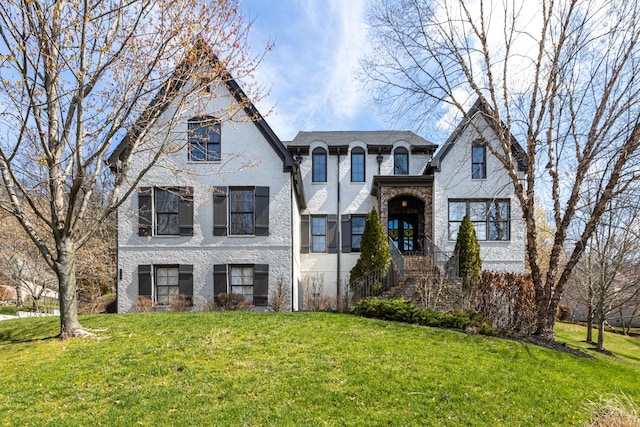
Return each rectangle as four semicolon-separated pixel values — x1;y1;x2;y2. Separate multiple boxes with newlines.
350;298;492;332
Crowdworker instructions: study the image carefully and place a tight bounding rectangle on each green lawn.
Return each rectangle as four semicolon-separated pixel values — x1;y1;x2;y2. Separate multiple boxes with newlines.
0;312;638;426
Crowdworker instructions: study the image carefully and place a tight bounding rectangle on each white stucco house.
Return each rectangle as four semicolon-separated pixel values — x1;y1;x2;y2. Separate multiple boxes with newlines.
109;54;526;313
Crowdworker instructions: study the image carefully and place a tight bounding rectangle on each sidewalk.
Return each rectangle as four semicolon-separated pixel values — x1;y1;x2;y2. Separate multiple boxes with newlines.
0;311;59;321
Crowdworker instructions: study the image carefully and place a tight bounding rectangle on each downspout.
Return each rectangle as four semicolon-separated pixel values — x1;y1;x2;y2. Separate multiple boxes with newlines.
290;173;295;312
376;151;384;214
115;203;120;313
292;155;303;312
336;150;341;298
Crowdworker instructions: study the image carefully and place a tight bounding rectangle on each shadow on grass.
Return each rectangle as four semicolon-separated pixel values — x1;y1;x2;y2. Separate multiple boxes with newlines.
0;320;59;344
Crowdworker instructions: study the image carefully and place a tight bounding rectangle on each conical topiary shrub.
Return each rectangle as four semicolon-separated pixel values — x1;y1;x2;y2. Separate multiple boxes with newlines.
454;215;482;285
349;207;391;286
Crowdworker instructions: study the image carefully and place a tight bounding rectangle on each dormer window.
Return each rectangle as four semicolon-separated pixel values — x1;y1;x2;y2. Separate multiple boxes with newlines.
394;147;409;175
188;116;221;161
472;141;486;179
312;147;327;182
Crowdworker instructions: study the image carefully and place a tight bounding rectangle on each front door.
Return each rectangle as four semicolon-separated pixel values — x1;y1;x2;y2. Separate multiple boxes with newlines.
388;215;418;253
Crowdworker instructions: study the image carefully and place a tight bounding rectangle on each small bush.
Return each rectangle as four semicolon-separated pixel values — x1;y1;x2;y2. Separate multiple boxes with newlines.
350;298;492;332
79;294;117;314
336;295;349;313
269;276;291;312
556;304;573;321
134;297;155;312
216;293;254;311
168;295;192;312
203;299;218;311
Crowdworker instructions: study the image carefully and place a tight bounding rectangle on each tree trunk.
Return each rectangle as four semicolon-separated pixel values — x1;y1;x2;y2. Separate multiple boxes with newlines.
597;318;605;351
586;305;594;344
56;238;86;339
617;309;627;336
15;285;23;307
534;301;557;341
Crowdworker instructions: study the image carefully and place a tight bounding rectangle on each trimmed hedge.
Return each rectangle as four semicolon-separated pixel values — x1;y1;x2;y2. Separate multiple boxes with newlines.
350;298;493;332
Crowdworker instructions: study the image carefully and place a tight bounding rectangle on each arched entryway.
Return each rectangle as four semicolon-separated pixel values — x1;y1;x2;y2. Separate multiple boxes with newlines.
387;195;425;253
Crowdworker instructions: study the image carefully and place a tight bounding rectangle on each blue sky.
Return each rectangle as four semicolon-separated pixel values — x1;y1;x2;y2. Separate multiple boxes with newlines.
241;0;389;141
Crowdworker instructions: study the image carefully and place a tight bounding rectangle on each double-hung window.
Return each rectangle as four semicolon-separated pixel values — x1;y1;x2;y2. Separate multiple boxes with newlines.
351;215;366;251
212;186;269;236
138;187;194;237
312;147;327;182
137;264;194;306
214;264;269;306
229;188;255;235
230;265;254;301
155;266;179;305
448;200;510;241
155;188;180;235
351;147;365;182
311;216;327;253
188;116;221;161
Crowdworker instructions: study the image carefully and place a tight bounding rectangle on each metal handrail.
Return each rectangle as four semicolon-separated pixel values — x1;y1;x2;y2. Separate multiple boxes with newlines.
402;236;459;278
387;235;404;279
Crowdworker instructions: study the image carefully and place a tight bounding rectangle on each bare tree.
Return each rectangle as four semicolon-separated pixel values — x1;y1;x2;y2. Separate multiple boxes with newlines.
568;193;640;351
0;216;57;313
363;0;640;340
0;0;266;338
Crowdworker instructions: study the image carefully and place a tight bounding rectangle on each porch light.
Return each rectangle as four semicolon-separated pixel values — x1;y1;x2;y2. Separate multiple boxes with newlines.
402;200;408;207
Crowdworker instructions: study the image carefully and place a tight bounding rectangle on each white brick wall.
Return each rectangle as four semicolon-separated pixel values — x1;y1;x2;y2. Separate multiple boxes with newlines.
432;115;526;273
298;137;434;300
116;83;295;312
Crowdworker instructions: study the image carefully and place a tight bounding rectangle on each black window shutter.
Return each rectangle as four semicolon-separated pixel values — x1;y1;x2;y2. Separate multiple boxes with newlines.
178;264;194;300
179;187;194;236
138;187;152;236
138;265;152;297
255;186;269;236
327;215;338;253
301;215;310;254
213;187;228;236
213;264;228;301
253;264;269;307
341;214;351;253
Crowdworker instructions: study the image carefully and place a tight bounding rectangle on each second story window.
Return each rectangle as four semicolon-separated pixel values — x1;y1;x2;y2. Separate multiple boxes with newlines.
351;215;366;251
351;147;365;182
188;116;221;162
394;147;409;175
229;188;255;235
213;186;270;237
312;147;327;182
155;188;181;235
138;187;194;237
472;142;486;179
311;216;327;252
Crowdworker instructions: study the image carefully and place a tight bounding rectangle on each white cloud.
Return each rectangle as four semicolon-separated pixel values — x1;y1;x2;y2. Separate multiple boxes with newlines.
325;0;368;117
244;0;380;140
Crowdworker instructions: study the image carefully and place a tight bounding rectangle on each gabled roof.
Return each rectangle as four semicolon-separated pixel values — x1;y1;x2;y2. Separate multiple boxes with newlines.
429;98;527;173
286;130;437;155
107;40;294;172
